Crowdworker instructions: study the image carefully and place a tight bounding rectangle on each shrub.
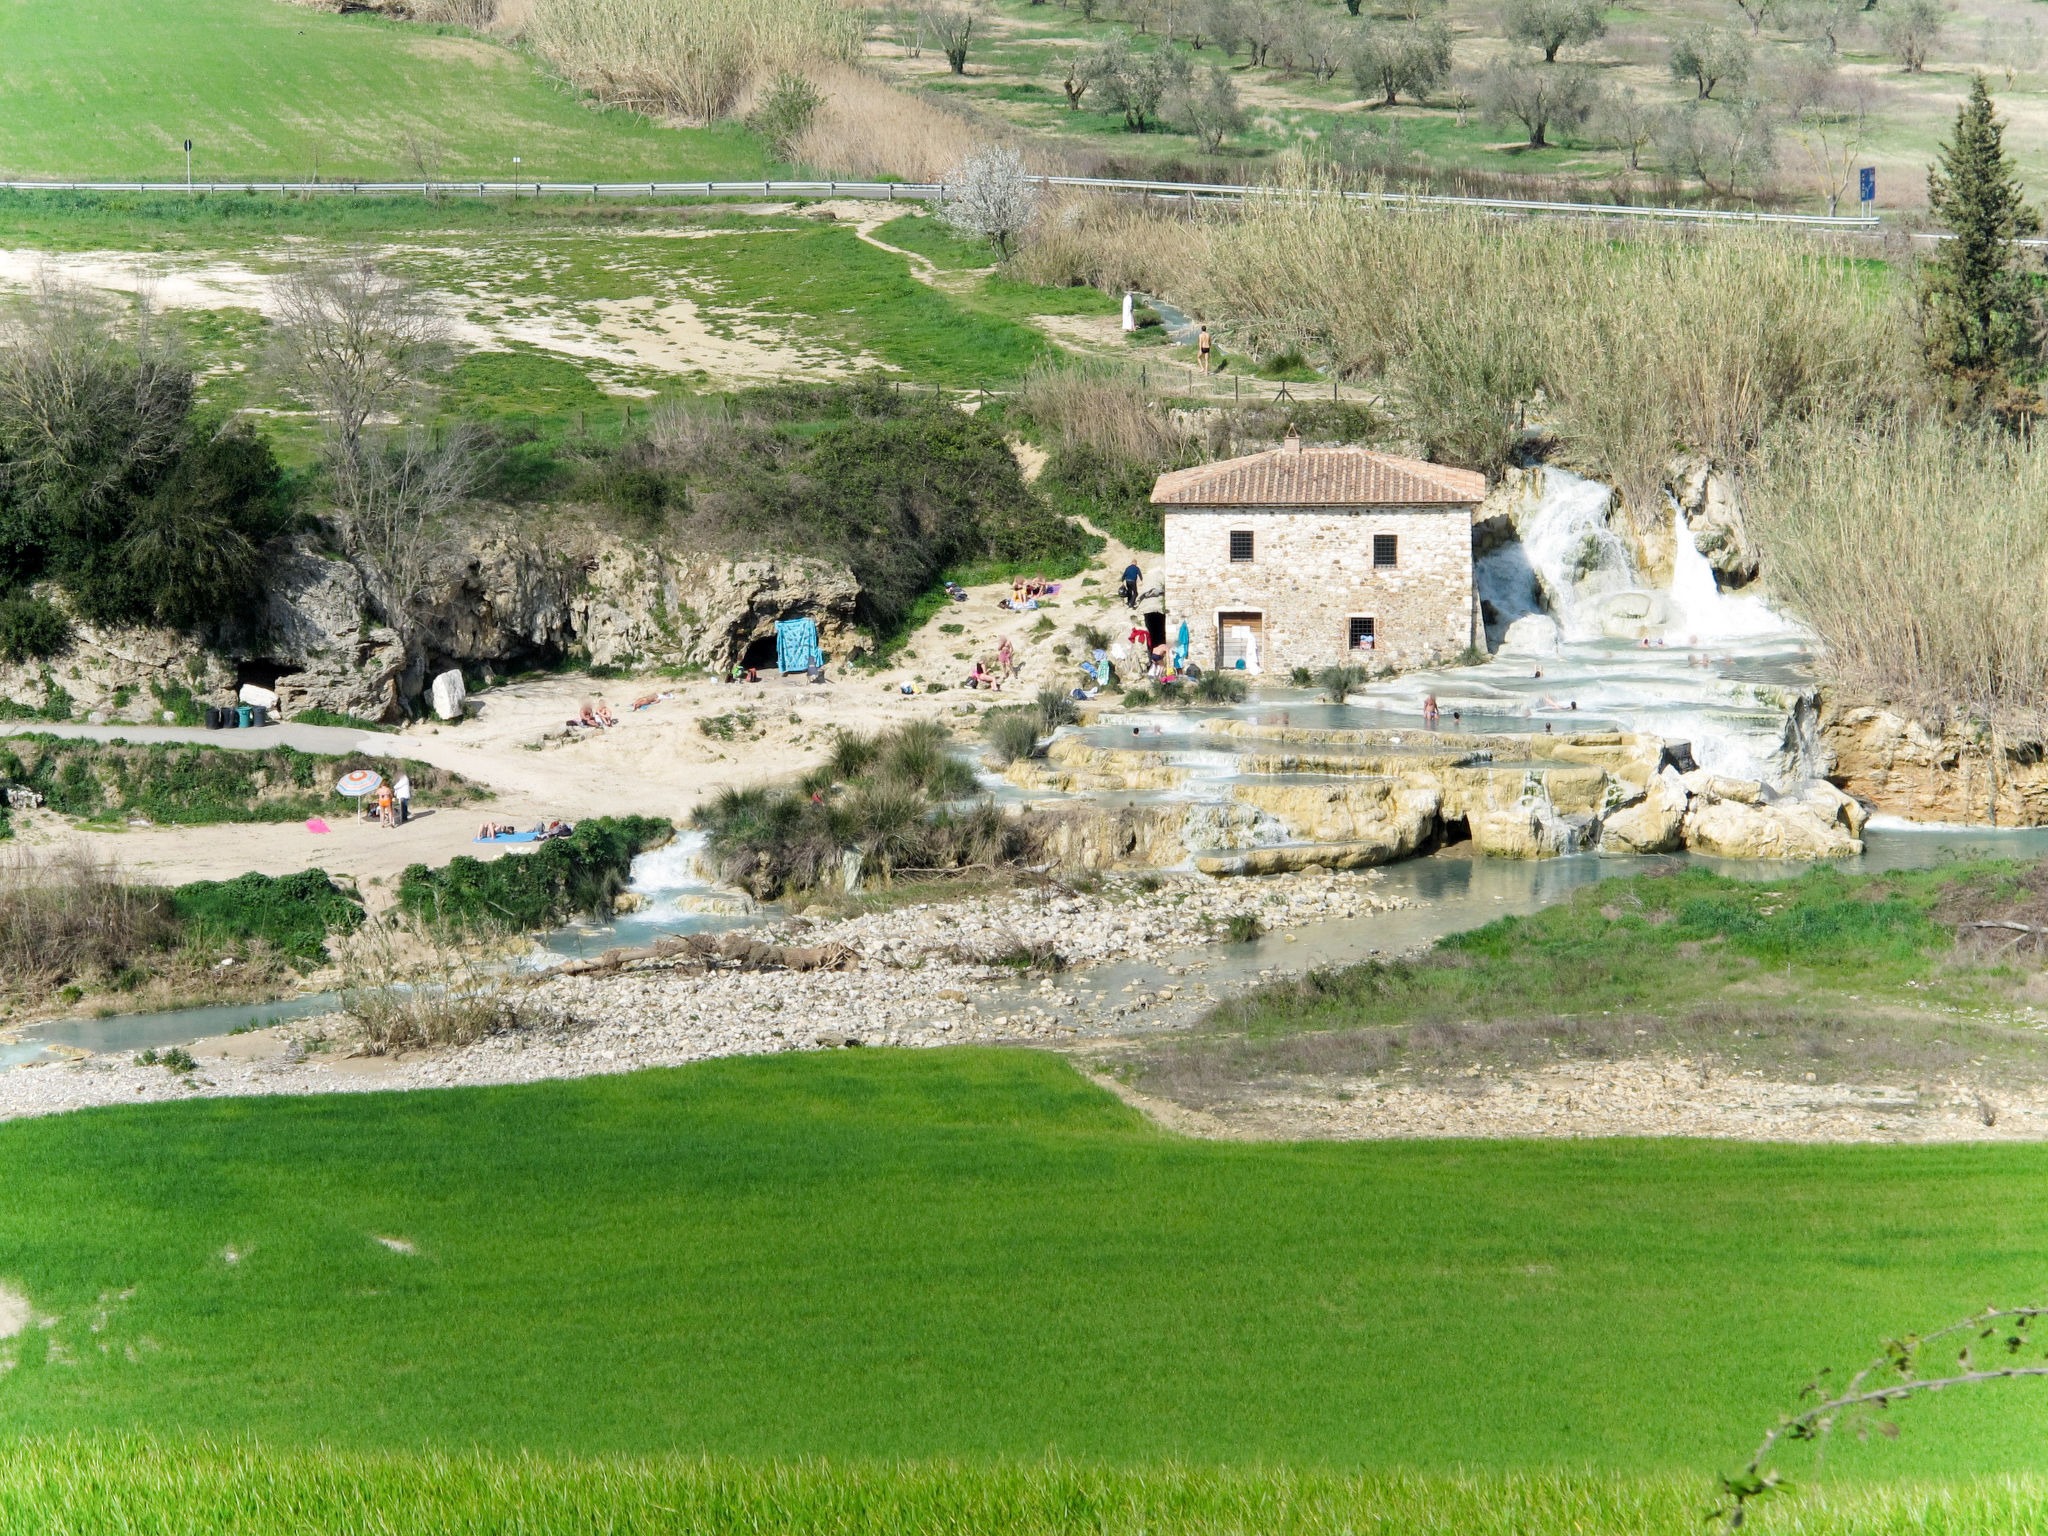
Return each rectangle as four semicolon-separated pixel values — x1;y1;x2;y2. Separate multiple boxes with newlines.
1226;912;1264;942
169;869;364;965
338;917;526;1053
0;846;176;988
1195;671;1249;703
1316;664;1367;702
984;710;1042;765
397;816;673;929
523;0;859;122
1036;687;1080;731
0;592;70;662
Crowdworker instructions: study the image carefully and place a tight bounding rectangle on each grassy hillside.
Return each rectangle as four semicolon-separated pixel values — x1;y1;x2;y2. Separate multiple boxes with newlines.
5;1048;2048;1482
0;0;764;181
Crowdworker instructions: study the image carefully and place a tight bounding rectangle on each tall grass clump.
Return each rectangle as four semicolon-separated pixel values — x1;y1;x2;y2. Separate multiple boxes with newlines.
695;721;1032;896
1009;191;1199;298
984;709;1044;766
1185;187;1908;499
337;916;526;1053
788;66;992;182
524;0;859;122
1746;417;2048;727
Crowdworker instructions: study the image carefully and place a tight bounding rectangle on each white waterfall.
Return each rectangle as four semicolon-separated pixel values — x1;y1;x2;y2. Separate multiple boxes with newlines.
1664;504;1797;644
1480;467;1641;642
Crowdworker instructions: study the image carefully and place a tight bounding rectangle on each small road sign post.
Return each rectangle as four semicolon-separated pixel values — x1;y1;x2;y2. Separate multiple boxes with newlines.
1859;166;1876;216
184;139;193;190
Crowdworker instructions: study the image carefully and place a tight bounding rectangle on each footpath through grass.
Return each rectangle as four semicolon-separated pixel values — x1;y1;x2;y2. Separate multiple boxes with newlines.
7;1049;2048;1485
0;0;762;182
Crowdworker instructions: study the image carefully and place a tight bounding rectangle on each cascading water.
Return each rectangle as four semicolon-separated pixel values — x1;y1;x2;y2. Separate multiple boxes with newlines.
1482;467;1640;643
1664;502;1796;644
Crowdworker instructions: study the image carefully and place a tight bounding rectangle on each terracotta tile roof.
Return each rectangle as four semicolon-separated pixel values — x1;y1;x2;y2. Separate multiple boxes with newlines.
1150;445;1487;507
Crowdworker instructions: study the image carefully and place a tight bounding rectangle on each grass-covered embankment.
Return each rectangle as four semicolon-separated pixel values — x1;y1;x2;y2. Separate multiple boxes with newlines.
1157;861;2048;1091
7;1048;2048;1483
11;1442;2048;1536
0;737;483;830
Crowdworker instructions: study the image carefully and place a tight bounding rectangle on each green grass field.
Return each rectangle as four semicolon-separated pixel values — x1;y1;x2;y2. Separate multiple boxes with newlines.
6;1047;2048;1489
0;0;764;182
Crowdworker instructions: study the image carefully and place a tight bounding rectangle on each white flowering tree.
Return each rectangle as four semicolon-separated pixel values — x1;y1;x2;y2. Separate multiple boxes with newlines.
938;145;1040;257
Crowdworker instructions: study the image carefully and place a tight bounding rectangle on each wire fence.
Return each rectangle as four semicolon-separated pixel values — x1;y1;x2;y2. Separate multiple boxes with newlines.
0;176;1883;230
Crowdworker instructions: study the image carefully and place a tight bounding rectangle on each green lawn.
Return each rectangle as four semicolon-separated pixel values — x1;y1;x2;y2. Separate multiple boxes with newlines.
7;1047;2048;1487
0;0;764;181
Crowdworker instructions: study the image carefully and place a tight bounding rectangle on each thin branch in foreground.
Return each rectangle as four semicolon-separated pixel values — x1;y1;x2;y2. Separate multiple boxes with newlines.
1717;1304;2048;1527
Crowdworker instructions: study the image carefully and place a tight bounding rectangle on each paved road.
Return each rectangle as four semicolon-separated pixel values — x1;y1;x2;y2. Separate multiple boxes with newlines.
0;721;397;755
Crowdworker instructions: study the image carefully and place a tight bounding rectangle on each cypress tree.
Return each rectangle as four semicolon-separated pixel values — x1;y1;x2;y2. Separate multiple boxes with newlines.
1920;74;2043;409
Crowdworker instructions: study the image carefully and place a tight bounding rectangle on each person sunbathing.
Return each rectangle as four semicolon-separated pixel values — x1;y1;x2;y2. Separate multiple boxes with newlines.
576;700;599;727
594;700;618;727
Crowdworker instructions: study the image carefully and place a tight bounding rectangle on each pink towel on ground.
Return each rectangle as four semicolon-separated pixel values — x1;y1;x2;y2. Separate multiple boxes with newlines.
306;817;330;834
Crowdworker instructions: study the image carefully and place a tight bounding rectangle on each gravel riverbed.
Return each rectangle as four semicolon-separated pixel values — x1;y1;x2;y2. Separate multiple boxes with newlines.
0;869;1405;1122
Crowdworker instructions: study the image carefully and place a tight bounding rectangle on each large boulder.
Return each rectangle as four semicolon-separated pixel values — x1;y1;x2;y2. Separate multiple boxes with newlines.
1817;691;2048;826
1497;614;1560;658
256;538;411;722
1230;778;1440;854
1682;783;1863;859
1472;798;1588;858
1599;768;1688;854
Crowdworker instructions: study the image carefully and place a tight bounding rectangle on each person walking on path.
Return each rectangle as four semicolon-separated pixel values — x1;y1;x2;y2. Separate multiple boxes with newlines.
1121;562;1141;608
1197;324;1212;374
393;771;412;825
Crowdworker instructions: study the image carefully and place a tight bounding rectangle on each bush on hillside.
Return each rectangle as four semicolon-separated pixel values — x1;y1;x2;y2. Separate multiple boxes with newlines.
0;286;288;630
397;815;673;929
578;389;1097;637
0;592;69;661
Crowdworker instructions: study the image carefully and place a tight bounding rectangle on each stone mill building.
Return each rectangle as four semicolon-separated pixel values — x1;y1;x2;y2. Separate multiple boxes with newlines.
1152;435;1486;674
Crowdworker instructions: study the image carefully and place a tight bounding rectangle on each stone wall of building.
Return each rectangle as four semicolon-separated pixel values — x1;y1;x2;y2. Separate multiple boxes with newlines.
1162;506;1475;674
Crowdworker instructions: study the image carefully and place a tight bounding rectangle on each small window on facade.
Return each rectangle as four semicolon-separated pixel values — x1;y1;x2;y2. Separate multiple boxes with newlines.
1229;529;1255;563
1372;534;1398;568
1348;617;1376;651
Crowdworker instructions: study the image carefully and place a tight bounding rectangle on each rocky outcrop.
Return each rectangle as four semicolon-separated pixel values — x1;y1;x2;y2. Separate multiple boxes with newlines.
1472;798;1589;858
1599;769;1688;854
1229;779;1439;853
1681;777;1865;859
1818;692;2048;827
0;523;866;726
1022;803;1217;871
1005;736;1183;793
1667;455;1760;587
0;588;236;725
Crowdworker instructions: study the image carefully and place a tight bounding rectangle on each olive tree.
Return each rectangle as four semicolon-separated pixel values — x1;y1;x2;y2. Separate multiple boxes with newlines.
1876;0;1945;72
918;0;985;73
1481;56;1599;146
1351;18;1454;106
1501;0;1605;62
1668;26;1751;99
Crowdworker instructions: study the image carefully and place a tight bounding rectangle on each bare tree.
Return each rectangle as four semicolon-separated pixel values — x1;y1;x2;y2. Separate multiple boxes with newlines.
1502;0;1606;62
939;145;1041;254
271;257;449;468
1983;14;2041;87
1481;57;1600;146
1286;3;1348;81
333;423;491;646
1876;0;1944;72
1124;0;1163;33
1669;26;1752;99
1598;84;1658;170
1782;57;1874;212
1729;0;1776;37
918;0;985;72
1169;63;1247;150
1782;0;1863;55
1351;18;1454;106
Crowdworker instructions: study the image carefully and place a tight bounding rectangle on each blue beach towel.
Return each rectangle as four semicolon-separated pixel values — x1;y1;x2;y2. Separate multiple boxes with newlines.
775;617;822;673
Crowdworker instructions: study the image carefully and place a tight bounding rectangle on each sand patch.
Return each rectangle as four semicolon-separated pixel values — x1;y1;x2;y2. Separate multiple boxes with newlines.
0;1284;28;1341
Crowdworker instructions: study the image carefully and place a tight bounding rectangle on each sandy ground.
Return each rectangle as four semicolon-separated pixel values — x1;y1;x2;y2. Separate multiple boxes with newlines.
11;526;1155;894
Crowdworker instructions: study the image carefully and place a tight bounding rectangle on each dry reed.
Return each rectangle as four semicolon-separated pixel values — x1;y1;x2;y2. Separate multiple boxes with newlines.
787;66;992;182
523;0;858;121
336;916;527;1052
1745;417;2048;730
0;846;174;989
1014;356;1195;465
1008;191;1201;298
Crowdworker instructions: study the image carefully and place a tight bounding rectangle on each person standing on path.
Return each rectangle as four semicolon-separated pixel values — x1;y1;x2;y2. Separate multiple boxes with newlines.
375;783;395;829
1197;324;1212;374
393;771;412;826
1122;562;1141;608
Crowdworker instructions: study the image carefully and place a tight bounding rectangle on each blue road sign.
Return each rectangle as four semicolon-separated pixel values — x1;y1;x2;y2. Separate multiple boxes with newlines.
1859;166;1876;204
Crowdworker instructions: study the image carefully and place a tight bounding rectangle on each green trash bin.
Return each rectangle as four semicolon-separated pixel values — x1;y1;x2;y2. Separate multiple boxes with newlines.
237;705;253;728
